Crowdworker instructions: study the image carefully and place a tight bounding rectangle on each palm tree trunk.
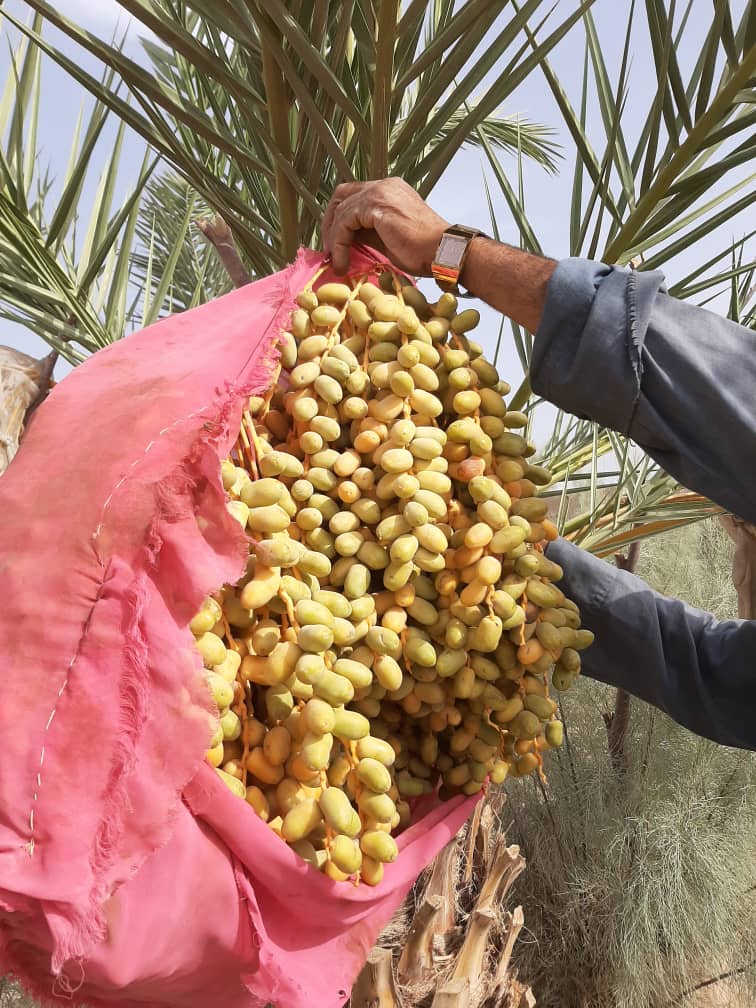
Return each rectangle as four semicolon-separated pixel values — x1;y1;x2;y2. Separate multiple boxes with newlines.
196;215;251;288
720;516;756;619
351;947;401;1007
353;807;532;1008
603;542;641;772
0;346;55;475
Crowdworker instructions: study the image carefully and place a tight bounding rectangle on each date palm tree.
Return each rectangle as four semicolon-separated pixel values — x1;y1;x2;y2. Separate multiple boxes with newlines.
1;2;754;1006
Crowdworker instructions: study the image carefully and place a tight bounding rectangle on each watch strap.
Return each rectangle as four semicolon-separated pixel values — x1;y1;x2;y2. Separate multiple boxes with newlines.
431;225;484;297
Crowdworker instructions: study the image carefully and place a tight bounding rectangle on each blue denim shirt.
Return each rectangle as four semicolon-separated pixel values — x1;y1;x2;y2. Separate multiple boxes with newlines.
533;259;756;750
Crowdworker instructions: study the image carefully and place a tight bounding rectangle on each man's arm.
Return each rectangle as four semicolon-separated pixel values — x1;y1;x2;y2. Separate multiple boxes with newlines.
533;258;756;526
322;179;555;332
322;178;756;750
461;237;555;334
323;178;756;526
548;538;756;750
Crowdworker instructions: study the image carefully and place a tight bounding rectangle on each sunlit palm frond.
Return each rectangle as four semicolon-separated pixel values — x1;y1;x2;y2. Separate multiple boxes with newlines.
480;1;755;551
0;18;156;362
10;0;587;271
433;110;561;174
131;173;233;323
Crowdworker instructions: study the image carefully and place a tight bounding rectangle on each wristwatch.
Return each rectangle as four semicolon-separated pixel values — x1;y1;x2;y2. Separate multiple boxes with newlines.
431;224;484;296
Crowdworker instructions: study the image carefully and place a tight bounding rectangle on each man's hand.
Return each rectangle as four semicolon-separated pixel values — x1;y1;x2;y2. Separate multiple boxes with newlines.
322;176;555;332
322;178;449;276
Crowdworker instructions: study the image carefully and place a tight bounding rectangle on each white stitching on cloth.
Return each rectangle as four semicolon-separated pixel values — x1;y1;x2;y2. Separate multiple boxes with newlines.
25;284;290;857
27;579;107;856
27;406;211;856
92;407;211;543
51;959;85;998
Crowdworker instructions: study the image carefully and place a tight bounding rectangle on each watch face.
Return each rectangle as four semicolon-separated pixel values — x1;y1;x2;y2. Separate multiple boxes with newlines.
436;233;468;268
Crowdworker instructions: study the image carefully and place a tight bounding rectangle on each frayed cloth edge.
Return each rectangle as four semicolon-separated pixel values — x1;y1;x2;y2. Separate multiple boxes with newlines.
35;260;291;978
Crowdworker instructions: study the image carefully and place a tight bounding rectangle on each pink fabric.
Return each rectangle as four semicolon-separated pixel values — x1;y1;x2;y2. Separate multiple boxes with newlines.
0;247;478;1007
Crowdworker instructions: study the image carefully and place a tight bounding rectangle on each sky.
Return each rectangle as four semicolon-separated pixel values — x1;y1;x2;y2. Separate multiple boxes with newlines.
0;0;752;419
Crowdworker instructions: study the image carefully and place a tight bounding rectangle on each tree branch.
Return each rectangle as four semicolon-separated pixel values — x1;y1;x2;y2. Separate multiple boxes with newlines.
0;347;55;474
603;540;641;771
666;957;756;1004
720;514;756;619
196;215;251;288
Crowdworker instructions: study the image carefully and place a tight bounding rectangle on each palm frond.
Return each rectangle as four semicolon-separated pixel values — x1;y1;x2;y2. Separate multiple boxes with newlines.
0;21;156;363
13;0;583;270
476;1;755;555
131;173;233;322
433;111;561;174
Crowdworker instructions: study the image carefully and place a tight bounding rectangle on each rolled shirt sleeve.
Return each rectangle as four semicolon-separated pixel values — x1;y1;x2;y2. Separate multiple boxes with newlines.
532;258;756;749
532;258;756;525
547;538;756;750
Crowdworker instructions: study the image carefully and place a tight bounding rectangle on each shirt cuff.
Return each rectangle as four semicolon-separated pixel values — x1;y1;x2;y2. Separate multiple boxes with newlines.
545;537;612;614
531;258;665;435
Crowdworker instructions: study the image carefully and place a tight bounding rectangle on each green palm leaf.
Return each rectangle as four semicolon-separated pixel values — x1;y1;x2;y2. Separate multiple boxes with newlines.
131;173;233;322
0;22;159;363
12;0;574;270
479;0;754;552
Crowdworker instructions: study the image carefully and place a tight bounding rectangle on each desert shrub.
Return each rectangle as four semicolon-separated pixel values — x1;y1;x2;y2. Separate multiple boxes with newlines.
505;519;756;1008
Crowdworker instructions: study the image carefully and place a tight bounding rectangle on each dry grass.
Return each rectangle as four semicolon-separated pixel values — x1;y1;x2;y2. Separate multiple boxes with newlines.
0;981;33;1008
503;686;756;1008
635;518;738;621
502;519;756;1008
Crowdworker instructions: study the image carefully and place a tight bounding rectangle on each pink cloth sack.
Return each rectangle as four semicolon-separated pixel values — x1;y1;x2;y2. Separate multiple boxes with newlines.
0;247;478;1008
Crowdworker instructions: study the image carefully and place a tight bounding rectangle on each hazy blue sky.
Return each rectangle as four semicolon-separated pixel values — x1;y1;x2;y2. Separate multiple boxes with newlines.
0;0;752;406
